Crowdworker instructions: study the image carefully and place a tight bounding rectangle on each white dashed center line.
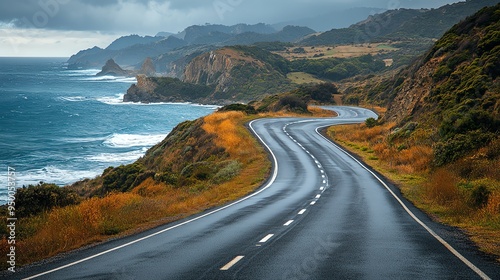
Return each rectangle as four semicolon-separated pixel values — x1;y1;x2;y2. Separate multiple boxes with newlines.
298;209;306;215
259;234;274;243
220;256;244;271
284;220;294;226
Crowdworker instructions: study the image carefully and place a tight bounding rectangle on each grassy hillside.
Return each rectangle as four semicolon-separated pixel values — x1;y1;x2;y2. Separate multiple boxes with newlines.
330;4;500;259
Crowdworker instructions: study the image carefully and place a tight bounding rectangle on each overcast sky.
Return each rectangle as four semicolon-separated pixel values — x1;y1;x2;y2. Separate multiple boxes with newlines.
0;0;462;57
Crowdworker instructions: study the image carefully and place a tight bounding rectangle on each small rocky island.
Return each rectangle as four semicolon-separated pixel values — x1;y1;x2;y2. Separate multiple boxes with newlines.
96;59;134;76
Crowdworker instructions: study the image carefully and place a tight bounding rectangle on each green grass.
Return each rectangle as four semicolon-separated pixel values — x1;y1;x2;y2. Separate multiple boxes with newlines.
287;72;325;84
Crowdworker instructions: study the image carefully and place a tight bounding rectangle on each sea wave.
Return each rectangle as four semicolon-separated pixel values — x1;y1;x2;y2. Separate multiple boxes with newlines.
96;94;125;105
103;133;166;148
0;166;99;190
81;76;137;83
96;94;221;109
58;96;88;102
86;148;148;163
63;69;101;76
60;135;108;143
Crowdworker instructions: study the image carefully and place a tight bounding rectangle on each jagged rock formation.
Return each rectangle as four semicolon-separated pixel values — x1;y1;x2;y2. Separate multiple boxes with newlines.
96;59;133;76
139;57;156;76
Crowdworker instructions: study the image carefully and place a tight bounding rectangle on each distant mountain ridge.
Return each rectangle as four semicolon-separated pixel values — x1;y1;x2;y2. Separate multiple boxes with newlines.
105;35;164;51
67;24;314;70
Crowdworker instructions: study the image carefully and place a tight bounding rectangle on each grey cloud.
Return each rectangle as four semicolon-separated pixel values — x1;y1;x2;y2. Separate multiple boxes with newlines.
0;0;463;34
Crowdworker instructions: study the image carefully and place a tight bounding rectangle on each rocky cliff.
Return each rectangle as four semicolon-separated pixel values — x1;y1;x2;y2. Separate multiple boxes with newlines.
124;46;293;104
182;46;293;102
183;48;254;93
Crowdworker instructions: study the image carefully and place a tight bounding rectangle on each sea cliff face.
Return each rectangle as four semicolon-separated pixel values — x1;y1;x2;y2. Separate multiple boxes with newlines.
183;49;252;93
124;46;293;104
124;75;159;103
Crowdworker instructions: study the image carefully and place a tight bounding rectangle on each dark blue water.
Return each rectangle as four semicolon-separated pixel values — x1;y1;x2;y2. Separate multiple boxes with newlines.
0;57;216;203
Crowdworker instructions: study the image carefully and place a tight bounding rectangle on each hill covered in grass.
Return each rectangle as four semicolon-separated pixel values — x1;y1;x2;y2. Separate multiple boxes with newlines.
381;3;500;167
331;4;500;258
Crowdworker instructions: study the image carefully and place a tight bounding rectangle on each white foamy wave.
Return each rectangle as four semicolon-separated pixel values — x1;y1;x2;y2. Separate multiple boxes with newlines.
63;69;101;76
86;148;148;163
96;94;125;105
96;96;220;108
104;133;166;148
61;136;108;143
113;77;137;83
191;104;221;109
58;96;88;102
82;75;117;81
14;166;100;187
81;76;137;83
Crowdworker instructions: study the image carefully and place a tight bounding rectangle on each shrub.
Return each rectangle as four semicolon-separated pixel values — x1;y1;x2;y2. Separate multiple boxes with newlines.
15;183;81;218
469;185;491;209
365;117;378;128
434;130;495;166
212;160;242;184
277;95;308;112
101;162;147;194
218;104;257;114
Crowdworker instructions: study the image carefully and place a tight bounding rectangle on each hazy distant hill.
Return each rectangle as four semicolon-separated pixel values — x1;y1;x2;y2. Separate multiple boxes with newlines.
67;36;188;69
181;23;276;43
105;35;164;51
301;0;499;45
273;7;386;31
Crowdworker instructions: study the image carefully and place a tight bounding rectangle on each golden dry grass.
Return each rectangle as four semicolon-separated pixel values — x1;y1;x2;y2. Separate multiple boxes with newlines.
273;43;399;61
287;72;326;84
328;122;500;260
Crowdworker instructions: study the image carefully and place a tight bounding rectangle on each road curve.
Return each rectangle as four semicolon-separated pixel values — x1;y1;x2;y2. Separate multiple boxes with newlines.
9;106;499;280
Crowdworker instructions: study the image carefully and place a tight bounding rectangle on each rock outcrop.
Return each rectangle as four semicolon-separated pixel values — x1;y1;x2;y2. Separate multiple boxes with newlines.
139;57;156;77
182;49;241;93
96;59;133;76
124;75;158;103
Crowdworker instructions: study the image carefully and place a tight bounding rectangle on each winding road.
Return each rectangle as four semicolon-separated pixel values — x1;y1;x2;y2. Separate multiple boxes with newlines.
10;106;499;279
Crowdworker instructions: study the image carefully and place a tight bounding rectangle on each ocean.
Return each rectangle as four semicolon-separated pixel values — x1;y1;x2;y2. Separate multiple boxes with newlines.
0;57;216;204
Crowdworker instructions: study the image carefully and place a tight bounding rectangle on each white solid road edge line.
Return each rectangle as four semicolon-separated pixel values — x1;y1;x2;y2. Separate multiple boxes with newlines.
220;256;245;271
23;120;280;280
315;122;492;280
